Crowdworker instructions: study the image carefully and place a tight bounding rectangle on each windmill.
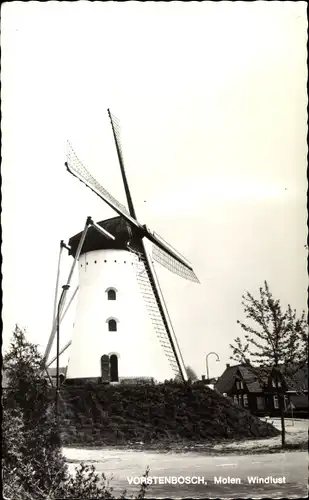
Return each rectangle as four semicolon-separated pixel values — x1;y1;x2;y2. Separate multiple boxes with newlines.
43;110;199;384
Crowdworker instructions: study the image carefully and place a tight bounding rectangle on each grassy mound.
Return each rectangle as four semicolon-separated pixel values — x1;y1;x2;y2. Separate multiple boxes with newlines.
59;381;279;447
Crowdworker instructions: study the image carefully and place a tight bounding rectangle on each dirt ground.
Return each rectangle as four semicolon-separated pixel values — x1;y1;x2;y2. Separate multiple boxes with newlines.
63;418;308;457
212;418;308;454
63;449;308;498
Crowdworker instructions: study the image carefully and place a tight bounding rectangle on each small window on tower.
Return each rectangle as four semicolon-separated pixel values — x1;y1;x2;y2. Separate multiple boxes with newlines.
108;319;117;332
107;289;116;301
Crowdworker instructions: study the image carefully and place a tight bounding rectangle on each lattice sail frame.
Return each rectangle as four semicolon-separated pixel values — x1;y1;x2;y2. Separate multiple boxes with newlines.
66;120;199;283
108;111;199;284
152;234;199;283
66;141;130;217
108;112;125;166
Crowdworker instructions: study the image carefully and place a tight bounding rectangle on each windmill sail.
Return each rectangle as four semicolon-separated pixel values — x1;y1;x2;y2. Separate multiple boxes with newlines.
107;111;125;169
66;120;199;282
107;110;199;283
108;109;137;218
152;244;199;283
66;141;137;224
128;245;187;381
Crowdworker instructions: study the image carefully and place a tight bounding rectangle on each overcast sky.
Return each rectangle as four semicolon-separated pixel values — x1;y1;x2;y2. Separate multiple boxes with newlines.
2;1;307;378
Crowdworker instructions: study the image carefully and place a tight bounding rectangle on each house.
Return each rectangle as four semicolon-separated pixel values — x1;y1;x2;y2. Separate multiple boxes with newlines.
215;364;267;415
215;363;308;417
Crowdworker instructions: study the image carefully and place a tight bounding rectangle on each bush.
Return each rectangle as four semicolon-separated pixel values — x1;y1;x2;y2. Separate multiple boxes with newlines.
2;326;149;499
56;463;150;499
58;380;279;445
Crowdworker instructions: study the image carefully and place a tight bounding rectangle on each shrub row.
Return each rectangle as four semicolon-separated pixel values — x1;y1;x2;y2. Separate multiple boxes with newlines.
58;381;279;446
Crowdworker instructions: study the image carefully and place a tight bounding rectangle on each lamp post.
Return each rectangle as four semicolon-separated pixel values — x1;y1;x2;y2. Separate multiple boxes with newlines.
206;352;220;382
56;284;70;419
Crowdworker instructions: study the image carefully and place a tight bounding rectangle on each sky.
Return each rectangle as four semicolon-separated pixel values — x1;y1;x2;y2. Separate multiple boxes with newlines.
2;1;308;379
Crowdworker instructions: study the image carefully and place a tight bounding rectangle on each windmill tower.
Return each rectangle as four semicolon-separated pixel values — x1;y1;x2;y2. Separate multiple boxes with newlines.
44;110;199;384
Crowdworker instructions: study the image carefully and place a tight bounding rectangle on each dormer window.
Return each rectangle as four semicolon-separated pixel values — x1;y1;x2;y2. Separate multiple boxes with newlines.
236;380;244;390
272;378;281;388
105;287;117;300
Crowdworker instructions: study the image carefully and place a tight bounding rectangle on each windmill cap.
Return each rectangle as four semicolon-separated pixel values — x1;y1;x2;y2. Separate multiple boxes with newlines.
68;216;142;258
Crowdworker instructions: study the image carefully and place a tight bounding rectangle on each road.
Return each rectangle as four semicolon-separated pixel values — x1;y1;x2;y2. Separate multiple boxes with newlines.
64;448;308;498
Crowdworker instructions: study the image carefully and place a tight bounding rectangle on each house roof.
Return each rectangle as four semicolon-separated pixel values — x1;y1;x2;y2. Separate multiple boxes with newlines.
215;363;308;394
214;364;239;393
284;366;308;392
238;365;266;392
215;364;269;393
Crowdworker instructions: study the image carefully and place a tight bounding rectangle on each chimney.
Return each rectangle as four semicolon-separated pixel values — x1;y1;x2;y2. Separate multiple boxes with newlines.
226;363;230;368
201;375;205;381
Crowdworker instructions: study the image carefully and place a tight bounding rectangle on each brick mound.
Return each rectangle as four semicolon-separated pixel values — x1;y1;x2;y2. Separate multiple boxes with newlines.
59;381;280;446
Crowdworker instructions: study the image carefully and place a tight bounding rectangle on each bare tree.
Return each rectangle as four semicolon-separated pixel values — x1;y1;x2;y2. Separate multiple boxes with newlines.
230;281;307;447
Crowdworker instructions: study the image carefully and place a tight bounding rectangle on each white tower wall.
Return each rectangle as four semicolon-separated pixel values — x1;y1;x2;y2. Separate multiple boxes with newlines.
66;248;174;382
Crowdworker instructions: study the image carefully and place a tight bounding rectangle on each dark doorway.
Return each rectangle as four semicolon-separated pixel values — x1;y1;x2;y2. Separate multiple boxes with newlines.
110;354;119;382
101;354;110;382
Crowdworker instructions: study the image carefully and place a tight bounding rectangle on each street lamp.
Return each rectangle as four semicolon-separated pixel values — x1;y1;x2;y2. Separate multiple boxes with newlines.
56;284;70;419
206;352;220;382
